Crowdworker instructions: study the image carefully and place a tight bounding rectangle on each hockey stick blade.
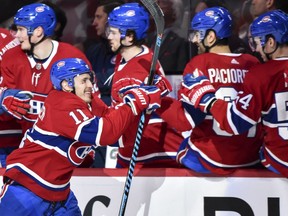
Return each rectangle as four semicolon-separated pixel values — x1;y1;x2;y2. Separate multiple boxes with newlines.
118;1;165;216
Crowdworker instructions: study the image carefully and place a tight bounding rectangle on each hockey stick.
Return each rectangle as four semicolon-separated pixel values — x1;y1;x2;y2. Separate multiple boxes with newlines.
118;1;164;215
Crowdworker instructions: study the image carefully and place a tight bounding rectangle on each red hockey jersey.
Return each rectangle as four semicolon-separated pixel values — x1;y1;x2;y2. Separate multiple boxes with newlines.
112;45;184;167
210;58;288;177
176;52;263;174
0;28;22;149
0;40;91;134
4;90;135;201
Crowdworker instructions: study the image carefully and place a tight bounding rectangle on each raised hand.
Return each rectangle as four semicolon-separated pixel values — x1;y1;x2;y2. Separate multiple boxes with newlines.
113;78;142;102
146;75;172;97
179;69;216;113
123;85;161;115
0;88;33;119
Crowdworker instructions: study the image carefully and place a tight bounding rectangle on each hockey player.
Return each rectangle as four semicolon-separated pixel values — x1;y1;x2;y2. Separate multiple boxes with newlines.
85;0;124;168
106;3;184;168
0;57;162;215
0;3;95;167
157;7;263;174
179;10;288;177
0;3;92;134
0;27;31;168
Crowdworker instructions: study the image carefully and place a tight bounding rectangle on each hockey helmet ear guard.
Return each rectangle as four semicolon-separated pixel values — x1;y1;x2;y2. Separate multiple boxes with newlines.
107;3;149;40
14;3;56;37
50;58;93;90
250;9;288;46
191;6;232;41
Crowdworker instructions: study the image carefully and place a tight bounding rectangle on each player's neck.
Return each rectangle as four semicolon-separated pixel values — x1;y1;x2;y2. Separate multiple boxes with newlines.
120;45;143;62
209;45;231;54
32;39;54;60
273;46;288;59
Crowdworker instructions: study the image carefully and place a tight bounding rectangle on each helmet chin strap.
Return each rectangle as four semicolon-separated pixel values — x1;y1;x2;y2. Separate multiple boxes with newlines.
263;43;278;60
202;39;220;53
115;38;134;54
26;35;47;56
201;30;220;53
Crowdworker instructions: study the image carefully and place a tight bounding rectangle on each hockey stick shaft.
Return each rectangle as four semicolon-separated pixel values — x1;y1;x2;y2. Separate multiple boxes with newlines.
118;1;164;215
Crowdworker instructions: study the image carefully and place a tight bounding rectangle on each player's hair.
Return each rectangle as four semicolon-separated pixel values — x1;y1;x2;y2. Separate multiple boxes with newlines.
191;6;232;40
108;3;149;41
250;9;288;46
200;0;227;8
14;3;56;37
40;0;67;41
98;0;125;15
50;58;93;91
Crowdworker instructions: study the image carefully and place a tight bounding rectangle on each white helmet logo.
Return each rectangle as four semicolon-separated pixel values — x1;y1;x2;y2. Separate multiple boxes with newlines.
57;61;65;67
262;16;271;23
125;10;135;17
35;6;45;13
205;10;214;17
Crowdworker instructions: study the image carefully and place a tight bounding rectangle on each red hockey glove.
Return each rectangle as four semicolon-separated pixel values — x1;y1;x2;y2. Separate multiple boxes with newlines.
113;78;142;102
123;86;161;115
145;75;172;97
179;69;216;113
0;88;33;120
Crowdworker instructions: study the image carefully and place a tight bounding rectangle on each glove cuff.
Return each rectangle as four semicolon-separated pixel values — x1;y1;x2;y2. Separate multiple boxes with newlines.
205;97;217;113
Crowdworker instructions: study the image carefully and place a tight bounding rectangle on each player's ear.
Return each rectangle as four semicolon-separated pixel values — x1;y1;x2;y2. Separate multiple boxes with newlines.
61;80;73;92
267;0;274;9
34;26;45;38
207;30;217;45
267;36;277;49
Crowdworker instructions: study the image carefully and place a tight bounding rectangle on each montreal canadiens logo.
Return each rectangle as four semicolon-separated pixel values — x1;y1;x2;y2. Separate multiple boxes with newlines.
261;16;271;22
35;6;45;13
125;10;135;17
68;142;93;166
205;10;214;17
57;61;65;67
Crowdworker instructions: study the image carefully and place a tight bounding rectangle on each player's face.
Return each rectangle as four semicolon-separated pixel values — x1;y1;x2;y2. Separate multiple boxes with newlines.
107;26;122;52
92;6;108;37
15;26;38;51
15;26;31;50
250;0;269;18
74;73;93;103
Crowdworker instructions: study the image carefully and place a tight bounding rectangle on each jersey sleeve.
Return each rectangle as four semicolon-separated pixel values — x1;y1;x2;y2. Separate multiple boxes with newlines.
210;72;263;135
39;92;135;146
0;49;19;88
90;94;110;117
155;97;205;131
183;55;207;76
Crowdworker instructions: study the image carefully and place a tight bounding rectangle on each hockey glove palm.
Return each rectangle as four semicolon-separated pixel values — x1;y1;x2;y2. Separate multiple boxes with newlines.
123;86;161;115
145;75;172;97
0;88;33;120
179;69;216;113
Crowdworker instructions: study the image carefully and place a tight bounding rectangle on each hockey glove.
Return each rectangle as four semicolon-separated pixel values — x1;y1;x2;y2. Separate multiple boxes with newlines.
113;77;142;102
179;69;216;113
145;75;172;97
123;86;161;115
0;88;33;120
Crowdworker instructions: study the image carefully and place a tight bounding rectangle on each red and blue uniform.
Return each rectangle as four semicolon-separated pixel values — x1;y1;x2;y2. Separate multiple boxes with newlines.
157;52;263;174
0;90;134;215
112;45;184;168
210;58;288;176
0;28;21;167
